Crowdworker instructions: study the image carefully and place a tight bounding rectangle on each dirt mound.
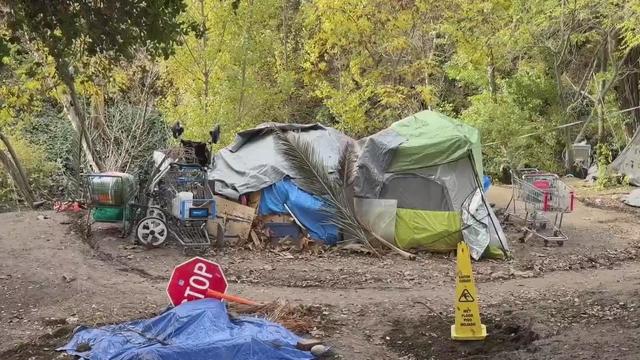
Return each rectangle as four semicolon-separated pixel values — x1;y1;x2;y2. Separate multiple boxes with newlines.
385;314;539;359
0;325;74;360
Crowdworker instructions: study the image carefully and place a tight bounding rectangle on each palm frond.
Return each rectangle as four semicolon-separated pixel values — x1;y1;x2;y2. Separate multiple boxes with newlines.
336;140;358;187
272;128;373;249
273;126;417;260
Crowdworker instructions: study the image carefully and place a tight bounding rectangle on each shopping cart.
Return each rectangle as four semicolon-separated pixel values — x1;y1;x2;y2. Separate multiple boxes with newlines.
504;170;575;246
132;149;215;253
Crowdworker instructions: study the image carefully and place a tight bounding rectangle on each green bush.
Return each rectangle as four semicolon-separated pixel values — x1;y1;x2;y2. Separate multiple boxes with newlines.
0;136;57;205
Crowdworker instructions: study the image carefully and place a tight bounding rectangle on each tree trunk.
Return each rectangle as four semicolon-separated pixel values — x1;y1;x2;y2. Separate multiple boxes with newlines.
597;33;610;144
90;86;108;140
0;131;32;198
615;45;640;139
236;0;254;123
198;0;210;115
487;49;497;101
553;62;575;171
61;93;101;172
54;58;104;172
0;134;36;206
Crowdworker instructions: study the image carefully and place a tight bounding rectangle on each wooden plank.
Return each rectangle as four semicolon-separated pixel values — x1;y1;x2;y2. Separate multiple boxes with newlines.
203;196;257;244
214;195;255;221
225;218;252;242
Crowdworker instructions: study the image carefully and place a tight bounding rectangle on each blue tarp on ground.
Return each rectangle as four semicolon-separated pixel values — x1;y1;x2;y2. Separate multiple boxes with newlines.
58;299;313;360
258;178;339;245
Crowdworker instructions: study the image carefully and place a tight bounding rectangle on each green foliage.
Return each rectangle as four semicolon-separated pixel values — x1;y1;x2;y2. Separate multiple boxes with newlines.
462;67;563;175
96;103;170;176
301;0;450;137
2;0;186;60
161;0;301;146
0;135;56;204
2;0;640;204
19;106;74;164
595;143;617;189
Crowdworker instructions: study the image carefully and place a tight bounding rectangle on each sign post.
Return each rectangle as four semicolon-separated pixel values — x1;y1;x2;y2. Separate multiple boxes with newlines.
451;242;487;341
166;257;228;306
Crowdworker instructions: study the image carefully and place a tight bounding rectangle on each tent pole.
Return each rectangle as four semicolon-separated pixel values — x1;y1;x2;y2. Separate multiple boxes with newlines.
466;150;509;258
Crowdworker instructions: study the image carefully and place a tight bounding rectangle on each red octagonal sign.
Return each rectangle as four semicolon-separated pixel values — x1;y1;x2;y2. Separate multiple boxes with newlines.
166;257;228;306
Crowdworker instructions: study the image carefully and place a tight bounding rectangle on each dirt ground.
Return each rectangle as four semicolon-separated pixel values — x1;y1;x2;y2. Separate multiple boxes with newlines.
2;183;640;359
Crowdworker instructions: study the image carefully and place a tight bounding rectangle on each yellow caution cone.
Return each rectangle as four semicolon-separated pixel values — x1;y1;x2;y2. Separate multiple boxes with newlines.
451;241;487;341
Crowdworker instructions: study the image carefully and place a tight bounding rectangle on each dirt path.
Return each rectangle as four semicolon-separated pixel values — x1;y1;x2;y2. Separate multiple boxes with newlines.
1;185;640;359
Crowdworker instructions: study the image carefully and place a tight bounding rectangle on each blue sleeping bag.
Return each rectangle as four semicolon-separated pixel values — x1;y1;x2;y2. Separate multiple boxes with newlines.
58;299;313;360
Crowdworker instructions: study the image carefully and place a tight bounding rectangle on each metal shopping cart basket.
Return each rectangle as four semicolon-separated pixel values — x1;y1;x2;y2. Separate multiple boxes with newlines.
505;170;575;246
132;150;215;253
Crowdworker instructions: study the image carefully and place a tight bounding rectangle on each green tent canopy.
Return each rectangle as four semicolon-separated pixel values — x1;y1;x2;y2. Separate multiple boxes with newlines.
355;110;509;259
388;110;483;177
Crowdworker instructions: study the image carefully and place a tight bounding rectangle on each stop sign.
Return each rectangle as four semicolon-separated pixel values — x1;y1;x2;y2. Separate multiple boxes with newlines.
166;257;228;306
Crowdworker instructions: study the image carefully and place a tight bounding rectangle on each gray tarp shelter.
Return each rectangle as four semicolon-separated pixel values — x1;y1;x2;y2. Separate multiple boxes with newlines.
610;127;640;186
209;123;352;199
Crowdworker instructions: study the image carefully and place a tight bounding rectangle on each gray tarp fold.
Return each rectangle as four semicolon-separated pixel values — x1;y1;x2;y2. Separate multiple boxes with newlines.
610;126;640;186
209;123;352;199
354;128;406;198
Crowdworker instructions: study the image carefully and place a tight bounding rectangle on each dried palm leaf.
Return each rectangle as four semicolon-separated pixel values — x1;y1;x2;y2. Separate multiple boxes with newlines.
336;140;358;187
273;127;416;259
272;128;375;253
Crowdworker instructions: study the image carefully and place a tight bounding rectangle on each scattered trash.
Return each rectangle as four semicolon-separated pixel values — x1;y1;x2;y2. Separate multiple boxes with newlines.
36;214;49;220
310;344;330;357
622;188;640;208
53;201;85;213
610;132;640;185
230;299;324;334
62;274;76;283
58;299;313;360
585;164;598;183
338;242;374;254
296;338;324;351
482;175;492;192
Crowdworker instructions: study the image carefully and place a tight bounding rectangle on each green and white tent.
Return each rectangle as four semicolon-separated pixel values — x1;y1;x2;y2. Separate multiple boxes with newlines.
355;110;509;259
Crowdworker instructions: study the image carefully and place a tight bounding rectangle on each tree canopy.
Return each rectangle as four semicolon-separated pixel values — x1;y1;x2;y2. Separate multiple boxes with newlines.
2;0;640;205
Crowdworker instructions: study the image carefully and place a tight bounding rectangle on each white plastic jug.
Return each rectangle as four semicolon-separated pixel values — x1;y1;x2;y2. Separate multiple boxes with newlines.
172;192;193;219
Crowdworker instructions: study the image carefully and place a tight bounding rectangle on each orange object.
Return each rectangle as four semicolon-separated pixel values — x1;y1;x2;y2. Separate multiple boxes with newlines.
206;289;258;306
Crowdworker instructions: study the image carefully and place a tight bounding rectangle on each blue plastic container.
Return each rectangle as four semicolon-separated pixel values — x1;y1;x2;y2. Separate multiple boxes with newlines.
482;175;492;192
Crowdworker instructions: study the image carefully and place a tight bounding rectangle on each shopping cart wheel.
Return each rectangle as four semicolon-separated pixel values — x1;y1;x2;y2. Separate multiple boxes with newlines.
557;241;564;247
146;206;166;221
136;216;168;247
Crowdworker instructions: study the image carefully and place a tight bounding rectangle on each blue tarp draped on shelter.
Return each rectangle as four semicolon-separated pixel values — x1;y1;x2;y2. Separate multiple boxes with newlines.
58;299;313;360
258;178;339;245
